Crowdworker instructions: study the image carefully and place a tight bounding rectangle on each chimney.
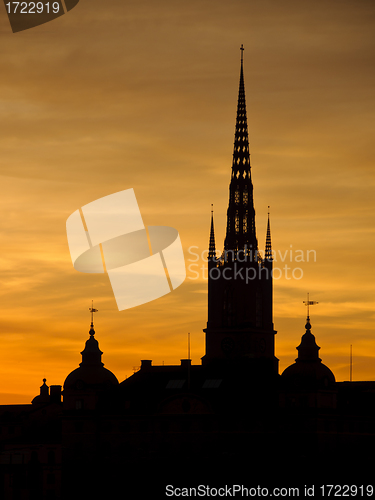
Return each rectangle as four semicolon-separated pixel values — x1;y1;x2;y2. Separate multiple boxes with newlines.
50;385;62;403
141;360;152;371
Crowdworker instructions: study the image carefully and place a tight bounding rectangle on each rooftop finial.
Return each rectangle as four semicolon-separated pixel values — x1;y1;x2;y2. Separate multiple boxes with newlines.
89;300;98;336
303;293;318;324
240;44;244;64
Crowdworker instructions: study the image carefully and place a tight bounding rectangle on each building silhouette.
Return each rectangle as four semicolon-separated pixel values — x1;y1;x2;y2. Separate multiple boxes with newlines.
204;46;276;372
1;47;375;498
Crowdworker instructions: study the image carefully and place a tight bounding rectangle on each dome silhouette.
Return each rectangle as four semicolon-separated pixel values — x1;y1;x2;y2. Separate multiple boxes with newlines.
281;316;335;388
63;321;118;391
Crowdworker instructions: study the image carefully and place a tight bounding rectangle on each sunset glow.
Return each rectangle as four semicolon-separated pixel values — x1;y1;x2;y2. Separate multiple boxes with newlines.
0;0;374;404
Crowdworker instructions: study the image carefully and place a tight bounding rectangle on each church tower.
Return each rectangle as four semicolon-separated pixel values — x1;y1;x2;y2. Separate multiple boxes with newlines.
202;46;278;373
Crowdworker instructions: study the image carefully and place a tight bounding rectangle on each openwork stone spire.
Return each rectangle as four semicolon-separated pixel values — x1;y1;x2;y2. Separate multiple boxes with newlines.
224;44;258;259
232;44;250;178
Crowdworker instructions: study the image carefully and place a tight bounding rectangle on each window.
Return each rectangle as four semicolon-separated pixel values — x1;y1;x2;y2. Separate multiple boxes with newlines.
202;379;222;389
166;380;185;389
243;213;248;233
235;213;240;233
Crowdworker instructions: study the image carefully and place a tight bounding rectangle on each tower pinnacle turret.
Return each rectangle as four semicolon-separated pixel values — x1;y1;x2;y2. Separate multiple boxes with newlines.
208;205;216;260
265;208;272;261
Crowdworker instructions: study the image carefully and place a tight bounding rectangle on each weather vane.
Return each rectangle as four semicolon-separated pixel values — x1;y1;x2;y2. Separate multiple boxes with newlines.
303;293;318;318
89;300;98;326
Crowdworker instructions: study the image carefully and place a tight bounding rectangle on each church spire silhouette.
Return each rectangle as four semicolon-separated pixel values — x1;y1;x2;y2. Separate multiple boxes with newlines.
203;46;277;370
224;44;257;259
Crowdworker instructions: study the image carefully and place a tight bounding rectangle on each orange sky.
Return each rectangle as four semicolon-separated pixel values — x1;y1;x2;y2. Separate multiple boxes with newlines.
0;0;374;404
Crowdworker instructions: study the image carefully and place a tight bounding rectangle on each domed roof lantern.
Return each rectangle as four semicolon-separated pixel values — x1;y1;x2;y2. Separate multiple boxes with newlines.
31;378;50;404
281;295;335;387
79;301;103;367
296;315;321;362
63;302;119;392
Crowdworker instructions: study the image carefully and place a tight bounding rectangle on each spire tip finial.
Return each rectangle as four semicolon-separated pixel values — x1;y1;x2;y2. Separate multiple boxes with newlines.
89;300;98;336
303;293;318;322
